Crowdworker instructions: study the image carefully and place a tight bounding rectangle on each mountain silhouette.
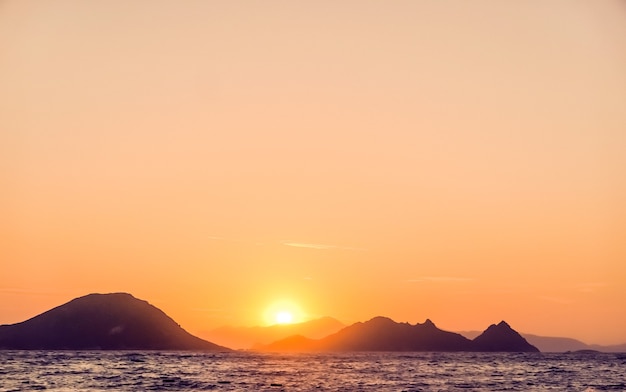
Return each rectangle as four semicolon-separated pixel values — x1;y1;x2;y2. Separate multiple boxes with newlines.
520;334;591;353
203;316;345;349
261;317;539;352
460;331;626;352
0;293;230;350
472;321;538;352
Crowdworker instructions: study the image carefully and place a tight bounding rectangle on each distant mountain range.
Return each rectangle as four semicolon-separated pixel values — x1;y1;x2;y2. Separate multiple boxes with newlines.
215;317;626;353
459;331;626;353
2;293;620;353
202;316;345;350
0;293;229;350
259;317;539;352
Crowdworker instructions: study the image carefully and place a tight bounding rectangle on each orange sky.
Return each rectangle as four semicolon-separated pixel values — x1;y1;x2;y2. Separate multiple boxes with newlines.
1;0;625;345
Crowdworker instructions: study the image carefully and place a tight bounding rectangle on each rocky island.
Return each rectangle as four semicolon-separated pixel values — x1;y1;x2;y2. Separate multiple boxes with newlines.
260;317;539;352
0;293;538;352
0;293;229;351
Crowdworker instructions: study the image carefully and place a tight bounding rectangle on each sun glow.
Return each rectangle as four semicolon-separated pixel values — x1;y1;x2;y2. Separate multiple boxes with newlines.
264;300;305;326
275;311;294;324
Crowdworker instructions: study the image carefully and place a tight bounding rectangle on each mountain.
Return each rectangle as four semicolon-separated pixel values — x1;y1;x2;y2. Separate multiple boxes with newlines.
203;316;345;350
472;321;538;352
0;293;230;351
261;317;538;352
318;317;474;351
522;334;590;352
590;343;626;353
460;331;626;352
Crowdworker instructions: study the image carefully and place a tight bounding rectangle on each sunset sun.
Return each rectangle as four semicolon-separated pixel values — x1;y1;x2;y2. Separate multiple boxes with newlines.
264;300;305;326
275;311;294;325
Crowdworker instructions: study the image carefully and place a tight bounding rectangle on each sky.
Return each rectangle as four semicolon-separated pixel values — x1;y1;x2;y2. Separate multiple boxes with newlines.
1;0;625;345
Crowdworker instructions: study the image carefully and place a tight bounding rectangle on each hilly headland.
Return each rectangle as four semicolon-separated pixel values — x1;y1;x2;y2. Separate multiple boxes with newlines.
0;293;229;351
1;293;540;352
259;317;538;352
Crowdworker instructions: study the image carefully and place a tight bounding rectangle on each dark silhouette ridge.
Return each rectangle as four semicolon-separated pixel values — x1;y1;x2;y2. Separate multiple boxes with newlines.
472;321;539;352
204;316;345;350
0;293;230;351
460;330;626;352
260;317;539;352
319;317;474;352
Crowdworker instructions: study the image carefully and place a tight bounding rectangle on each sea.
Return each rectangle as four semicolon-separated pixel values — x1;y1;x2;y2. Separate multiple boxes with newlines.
1;351;625;391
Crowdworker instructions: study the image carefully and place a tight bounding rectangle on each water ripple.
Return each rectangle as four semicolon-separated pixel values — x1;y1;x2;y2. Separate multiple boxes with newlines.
0;351;624;391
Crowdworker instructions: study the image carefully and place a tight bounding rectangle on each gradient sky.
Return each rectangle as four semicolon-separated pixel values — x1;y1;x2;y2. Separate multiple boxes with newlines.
1;0;625;345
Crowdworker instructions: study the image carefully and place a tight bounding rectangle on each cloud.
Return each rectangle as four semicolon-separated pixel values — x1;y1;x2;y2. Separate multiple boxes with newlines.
191;308;229;313
407;277;474;283
538;296;574;305
0;287;66;296
574;282;607;293
207;236;266;246
282;242;335;250
281;241;367;251
207;236;243;243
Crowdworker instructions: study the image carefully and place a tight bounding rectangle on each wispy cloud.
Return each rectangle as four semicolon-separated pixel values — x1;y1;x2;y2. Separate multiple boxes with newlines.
574;282;607;293
282;242;335;250
207;237;365;251
407;277;474;283
538;296;575;305
281;241;367;251
190;308;229;313
0;287;67;296
207;236;245;243
206;236;265;246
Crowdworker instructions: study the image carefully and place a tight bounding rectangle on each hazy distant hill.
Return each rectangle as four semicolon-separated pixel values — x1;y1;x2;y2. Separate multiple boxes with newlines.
591;343;626;353
261;317;538;352
204;316;345;349
0;293;229;351
459;331;626;352
522;334;590;353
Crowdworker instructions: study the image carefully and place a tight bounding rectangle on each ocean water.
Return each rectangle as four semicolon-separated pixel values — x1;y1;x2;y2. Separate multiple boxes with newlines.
0;351;624;391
